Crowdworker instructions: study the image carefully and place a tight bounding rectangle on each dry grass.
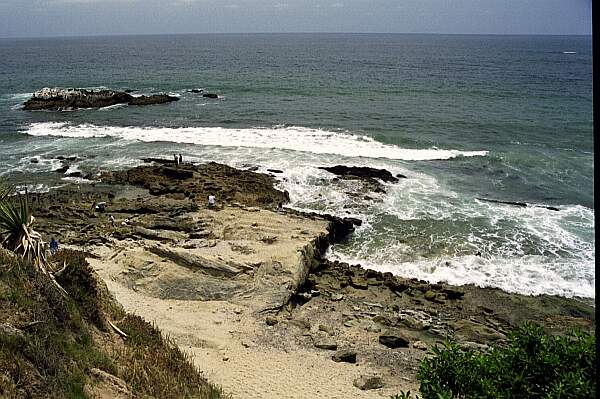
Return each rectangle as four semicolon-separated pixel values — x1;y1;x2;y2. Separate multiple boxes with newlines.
0;249;229;399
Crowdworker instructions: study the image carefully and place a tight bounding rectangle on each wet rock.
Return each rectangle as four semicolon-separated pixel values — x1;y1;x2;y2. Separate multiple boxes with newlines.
332;350;357;363
202;93;219;99
54;165;70;174
188;88;204;93
266;169;283;174
319;165;399;183
353;375;383;390
379;334;410;348
24;87;178;110
128;94;179;106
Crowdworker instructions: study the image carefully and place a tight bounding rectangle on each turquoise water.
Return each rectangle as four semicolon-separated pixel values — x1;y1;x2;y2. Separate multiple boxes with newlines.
0;34;594;298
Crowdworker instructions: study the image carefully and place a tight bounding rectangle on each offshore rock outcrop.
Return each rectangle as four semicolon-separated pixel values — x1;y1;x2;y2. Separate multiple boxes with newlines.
23;87;179;111
319;165;402;183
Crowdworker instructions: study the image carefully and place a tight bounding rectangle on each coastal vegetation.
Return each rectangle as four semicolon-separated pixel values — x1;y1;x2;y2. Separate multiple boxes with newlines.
0;248;228;398
393;324;595;399
0;179;228;398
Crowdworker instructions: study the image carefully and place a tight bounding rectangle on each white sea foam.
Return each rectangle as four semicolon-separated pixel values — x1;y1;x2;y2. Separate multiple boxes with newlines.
23;122;488;161
13;121;595;299
330;251;595;299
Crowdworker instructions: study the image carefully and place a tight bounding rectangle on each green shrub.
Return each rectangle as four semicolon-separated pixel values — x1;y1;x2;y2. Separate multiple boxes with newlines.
414;323;595;399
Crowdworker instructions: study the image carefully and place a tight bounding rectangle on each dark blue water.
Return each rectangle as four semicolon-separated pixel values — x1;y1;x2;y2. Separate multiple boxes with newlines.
0;34;594;298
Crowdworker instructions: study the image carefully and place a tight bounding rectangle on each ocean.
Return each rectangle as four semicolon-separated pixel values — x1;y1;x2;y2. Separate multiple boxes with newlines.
0;33;593;299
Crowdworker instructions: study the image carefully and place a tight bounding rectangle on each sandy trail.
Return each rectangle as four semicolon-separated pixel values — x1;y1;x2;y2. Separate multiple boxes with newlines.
93;278;401;398
87;207;411;398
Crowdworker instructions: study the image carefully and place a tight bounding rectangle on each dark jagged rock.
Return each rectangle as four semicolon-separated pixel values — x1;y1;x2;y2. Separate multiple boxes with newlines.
23;88;179;111
141;157;177;165
267;169;283;174
202;93;219;99
477;197;560;212
101;162;288;208
319;165;399;183
128;94;179;106
188;89;204;93
379;334;410;348
332;350;357;363
54;165;69;174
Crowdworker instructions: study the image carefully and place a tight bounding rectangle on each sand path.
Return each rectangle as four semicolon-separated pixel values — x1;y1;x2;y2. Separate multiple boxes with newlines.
91;262;404;399
86;207;411;398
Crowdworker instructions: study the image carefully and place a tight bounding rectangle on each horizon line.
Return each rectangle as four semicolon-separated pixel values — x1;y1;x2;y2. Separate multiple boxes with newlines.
0;31;592;40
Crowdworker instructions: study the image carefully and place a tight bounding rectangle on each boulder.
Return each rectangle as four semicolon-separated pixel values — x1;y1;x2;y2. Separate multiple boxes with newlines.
349;276;369;290
424;290;437;301
379;334;410;348
450;319;507;343
288;318;311;330
318;324;335;335
353;375;383;390
319;165;399;183
331;350;357;363
313;339;338;350
412;340;428;351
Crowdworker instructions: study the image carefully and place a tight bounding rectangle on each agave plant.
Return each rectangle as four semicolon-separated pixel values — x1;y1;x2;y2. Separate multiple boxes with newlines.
0;184;68;296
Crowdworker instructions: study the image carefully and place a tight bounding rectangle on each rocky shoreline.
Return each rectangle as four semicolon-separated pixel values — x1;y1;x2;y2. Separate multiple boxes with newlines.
28;159;594;398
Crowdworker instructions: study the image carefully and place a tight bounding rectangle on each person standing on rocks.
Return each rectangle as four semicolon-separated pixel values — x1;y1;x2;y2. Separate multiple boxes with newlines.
179;154;183;164
49;237;59;256
208;194;216;208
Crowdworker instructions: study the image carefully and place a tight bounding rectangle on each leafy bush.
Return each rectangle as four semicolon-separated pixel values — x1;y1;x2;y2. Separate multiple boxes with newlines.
414;323;595;399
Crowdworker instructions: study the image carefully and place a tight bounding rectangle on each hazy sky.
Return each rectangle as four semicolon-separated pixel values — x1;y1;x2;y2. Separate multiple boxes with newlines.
0;0;592;38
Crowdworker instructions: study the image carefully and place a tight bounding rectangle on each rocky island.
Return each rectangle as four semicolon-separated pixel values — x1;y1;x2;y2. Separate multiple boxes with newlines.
23;87;179;111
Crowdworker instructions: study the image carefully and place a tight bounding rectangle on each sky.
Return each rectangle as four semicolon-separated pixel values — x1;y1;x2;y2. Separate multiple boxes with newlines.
0;0;592;38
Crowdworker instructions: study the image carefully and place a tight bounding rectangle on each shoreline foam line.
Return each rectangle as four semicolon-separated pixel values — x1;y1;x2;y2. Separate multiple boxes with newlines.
23;122;489;161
